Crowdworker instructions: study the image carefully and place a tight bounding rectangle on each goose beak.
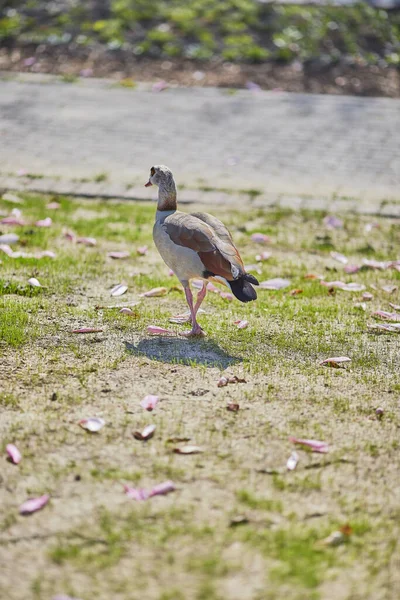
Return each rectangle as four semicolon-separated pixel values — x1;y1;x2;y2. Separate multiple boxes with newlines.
145;180;152;187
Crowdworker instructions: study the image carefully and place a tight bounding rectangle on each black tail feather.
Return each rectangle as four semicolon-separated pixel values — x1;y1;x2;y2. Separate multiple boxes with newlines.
229;275;258;303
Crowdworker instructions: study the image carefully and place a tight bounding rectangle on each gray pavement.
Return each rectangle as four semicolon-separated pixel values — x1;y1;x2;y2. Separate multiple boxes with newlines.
0;74;399;213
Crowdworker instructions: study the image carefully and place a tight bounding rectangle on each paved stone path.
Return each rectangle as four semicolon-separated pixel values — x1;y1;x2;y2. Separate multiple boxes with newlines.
0;74;399;214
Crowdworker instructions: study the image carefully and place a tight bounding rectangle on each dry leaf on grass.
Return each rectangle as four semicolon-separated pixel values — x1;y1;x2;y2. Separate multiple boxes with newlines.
6;443;22;464
133;424;156;441
289;437;329;453
217;375;246;387
79;417;105;432
19;494;50;515
140;287;168;297
289;289;303;296
140;395;159;411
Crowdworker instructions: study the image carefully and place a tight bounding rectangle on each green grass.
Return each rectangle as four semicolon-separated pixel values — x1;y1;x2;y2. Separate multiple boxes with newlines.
2;1;399;67
0;191;400;600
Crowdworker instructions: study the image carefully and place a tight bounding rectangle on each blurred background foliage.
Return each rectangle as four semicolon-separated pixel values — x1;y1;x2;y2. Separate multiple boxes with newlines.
0;0;399;67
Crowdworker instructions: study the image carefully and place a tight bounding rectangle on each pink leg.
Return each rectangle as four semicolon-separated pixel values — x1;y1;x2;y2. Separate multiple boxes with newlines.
180;286;205;337
170;282;207;325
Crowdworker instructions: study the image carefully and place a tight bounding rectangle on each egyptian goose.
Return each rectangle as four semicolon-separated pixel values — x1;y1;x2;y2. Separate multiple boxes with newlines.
145;165;259;336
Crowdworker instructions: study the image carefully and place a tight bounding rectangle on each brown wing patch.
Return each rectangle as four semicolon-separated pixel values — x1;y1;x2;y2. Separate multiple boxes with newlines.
164;216;215;253
198;250;233;280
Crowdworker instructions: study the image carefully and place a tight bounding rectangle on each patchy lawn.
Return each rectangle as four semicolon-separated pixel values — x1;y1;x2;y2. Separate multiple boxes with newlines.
0;192;399;600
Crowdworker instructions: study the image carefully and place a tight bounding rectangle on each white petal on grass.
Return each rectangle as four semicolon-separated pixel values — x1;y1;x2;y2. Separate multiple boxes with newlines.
255;251;271;262
19;494;50;515
320;356;351;367
79;417;105;432
119;307;136;316
330;251;348;264
362;258;389;270
0;244;14;256
2;193;24;204
362;292;373;301
368;323;400;333
191;279;204;290
133;424;156;440
0;233;19;244
382;285;398;294
173;446;204;455
286;451;299;471
260;278;290;290
110;284;128;297
28;277;42;288
389;303;400;311
140;395;159;411
6;443;22;464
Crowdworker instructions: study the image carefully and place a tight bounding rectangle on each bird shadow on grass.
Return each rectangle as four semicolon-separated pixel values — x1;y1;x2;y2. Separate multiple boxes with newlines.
124;337;242;369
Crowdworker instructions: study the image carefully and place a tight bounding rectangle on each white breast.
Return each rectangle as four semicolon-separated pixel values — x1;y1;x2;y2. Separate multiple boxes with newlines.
153;222;205;285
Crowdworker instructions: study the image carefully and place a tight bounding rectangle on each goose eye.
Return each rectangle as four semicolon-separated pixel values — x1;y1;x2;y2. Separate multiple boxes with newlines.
150;167;155;177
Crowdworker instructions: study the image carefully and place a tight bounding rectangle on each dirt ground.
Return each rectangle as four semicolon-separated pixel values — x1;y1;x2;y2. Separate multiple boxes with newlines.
1;46;399;98
0;192;399;600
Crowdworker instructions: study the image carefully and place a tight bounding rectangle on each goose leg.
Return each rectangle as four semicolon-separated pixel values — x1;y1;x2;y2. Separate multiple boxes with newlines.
170;282;207;324
180;286;205;337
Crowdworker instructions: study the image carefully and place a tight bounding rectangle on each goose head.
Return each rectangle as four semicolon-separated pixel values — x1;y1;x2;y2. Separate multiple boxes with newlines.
145;165;174;188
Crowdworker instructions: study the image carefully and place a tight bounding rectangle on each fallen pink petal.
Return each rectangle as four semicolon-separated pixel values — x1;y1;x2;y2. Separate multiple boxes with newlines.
330;251;348;264
0;232;19;244
362;258;389;270
137;246;148;256
234;319;249;329
133;424;156;440
110;284;128;297
389;303;400;311
0;216;25;225
373;311;400;322
72;328;103;334
124;485;150;501
227;403;240;412
289;437;329;453
320;356;351;367
152;80;168;92
362;292;374;301
256;251;271;262
79;417;105;432
149;481;176;497
64;230;76;242
147;325;175;335
35;217;52;228
286;451;299;471
323;215;343;229
344;264;360;274
206;282;220;294
251;233;270;244
0;244;15;256
107;251;130;259
46;201;61;210
76;237;97;246
119;307;136;316
6;443;22;464
260;278;290;290
19;494;50;515
220;292;234;301
140;395;159;411
217;376;228;387
140;287;168;297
